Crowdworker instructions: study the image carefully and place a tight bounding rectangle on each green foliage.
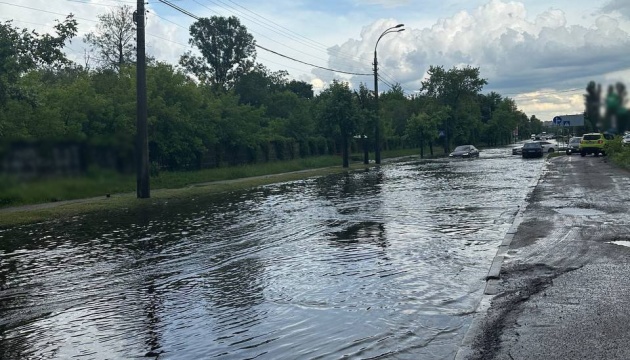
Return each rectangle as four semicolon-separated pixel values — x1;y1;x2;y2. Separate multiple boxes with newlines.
380;84;409;137
180;16;256;91
0;16;77;107
602;136;630;171
2;14;556;185
420;65;487;151
316;80;360;167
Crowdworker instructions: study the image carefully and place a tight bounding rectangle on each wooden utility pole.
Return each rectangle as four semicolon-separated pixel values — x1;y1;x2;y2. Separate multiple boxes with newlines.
373;51;381;164
135;0;150;198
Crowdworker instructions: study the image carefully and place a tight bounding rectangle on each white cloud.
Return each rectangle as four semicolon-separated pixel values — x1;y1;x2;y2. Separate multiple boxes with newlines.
328;0;630;120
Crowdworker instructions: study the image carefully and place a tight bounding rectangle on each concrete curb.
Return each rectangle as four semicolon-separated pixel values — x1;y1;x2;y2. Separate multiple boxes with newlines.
453;161;545;360
453;294;493;360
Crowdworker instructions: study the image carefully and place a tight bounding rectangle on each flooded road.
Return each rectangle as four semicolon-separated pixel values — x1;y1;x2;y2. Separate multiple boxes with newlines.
0;147;543;359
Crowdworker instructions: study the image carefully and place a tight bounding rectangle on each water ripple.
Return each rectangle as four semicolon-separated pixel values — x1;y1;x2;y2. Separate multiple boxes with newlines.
0;146;542;359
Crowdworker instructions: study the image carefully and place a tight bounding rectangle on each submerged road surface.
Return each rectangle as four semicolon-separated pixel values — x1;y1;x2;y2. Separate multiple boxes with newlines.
1;147;542;359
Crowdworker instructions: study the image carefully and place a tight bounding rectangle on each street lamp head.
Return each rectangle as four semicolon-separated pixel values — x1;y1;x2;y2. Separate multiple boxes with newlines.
395;24;404;28
397;29;405;33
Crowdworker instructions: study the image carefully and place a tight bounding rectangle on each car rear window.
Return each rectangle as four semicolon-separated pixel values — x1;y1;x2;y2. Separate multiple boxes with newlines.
523;142;541;148
583;134;601;140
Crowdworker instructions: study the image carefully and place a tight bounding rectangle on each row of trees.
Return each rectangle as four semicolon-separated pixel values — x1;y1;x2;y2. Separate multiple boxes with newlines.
585;81;629;133
0;7;540;173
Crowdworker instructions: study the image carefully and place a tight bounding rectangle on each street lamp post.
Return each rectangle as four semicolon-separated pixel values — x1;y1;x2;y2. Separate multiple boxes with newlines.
373;24;404;164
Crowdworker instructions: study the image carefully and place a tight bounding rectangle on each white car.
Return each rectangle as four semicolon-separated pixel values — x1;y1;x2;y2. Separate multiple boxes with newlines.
536;140;558;153
623;134;630;145
512;145;523;155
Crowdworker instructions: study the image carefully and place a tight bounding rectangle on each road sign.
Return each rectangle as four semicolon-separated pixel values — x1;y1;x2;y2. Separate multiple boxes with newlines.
552;114;584;127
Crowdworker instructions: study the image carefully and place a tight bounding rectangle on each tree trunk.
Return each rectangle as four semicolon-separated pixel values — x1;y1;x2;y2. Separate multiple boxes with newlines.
342;135;349;168
362;135;369;164
118;43;123;69
420;140;424;158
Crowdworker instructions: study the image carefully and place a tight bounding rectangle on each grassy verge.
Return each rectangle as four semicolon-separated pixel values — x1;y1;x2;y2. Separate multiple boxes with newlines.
0;148;427;228
0;155;343;208
605;139;630;169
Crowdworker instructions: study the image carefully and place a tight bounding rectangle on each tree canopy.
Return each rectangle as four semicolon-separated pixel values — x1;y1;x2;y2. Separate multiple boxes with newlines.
84;5;136;70
0;9;552;173
0;16;77;106
180;16;256;91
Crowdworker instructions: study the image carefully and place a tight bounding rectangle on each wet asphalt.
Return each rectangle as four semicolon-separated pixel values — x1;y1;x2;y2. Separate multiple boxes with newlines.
457;154;630;360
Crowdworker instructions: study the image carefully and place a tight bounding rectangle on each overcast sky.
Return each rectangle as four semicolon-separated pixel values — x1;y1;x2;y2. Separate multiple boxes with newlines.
2;0;630;121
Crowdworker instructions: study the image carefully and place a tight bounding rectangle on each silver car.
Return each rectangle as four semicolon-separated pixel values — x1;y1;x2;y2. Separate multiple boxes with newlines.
566;136;582;155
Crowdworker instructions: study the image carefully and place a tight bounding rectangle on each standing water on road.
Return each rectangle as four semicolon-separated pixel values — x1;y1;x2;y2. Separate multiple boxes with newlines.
0;147;542;359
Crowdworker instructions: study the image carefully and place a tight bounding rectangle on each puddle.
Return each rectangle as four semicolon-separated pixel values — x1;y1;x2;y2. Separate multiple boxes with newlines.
555;207;606;216
609;241;630;248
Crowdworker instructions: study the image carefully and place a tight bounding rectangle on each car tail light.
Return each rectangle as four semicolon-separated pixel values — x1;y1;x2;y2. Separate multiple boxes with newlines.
598;140;603;144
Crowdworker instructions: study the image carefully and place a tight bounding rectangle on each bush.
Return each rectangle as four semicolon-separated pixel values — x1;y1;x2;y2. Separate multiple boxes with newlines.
605;137;630;168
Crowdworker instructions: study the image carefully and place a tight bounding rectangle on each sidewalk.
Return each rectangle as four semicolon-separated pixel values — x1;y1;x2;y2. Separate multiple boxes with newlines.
456;155;630;360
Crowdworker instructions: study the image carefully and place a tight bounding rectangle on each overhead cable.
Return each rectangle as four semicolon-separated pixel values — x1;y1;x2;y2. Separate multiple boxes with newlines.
157;0;372;76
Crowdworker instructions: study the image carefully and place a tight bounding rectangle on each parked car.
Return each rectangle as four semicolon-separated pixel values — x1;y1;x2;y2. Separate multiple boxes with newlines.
622;134;630;146
580;133;614;156
566;136;582;155
521;141;543;158
536;140;558;153
449;145;480;158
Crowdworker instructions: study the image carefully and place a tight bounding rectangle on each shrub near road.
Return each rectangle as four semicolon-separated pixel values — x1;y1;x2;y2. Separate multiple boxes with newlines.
604;136;630;168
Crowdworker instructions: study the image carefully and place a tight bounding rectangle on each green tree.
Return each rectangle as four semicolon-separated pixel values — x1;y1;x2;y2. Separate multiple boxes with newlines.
266;92;314;141
0;17;78;140
355;83;376;163
479;92;502;124
486;98;520;146
180;16;256;91
316;80;359;167
379;84;409;137
233;64;286;107
146;62;209;170
84;5;136;70
584;81;601;131
405;112;440;158
420;65;487;152
285;80;313;99
0;16;77;108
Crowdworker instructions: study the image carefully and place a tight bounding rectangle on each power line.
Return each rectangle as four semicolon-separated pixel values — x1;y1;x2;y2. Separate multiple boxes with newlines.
190;0;338;67
255;43;370;76
208;0;375;68
502;88;583;97
378;75;396;91
0;1;97;22
64;0;119;8
2;2;189;50
149;11;189;31
224;0;333;52
157;0;372;76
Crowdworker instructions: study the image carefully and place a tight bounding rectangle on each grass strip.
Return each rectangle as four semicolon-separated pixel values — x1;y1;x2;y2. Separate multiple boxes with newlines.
0;149;424;228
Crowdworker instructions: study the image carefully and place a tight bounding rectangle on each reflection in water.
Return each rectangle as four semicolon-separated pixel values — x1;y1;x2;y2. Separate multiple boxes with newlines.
0;147;542;359
328;221;387;248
